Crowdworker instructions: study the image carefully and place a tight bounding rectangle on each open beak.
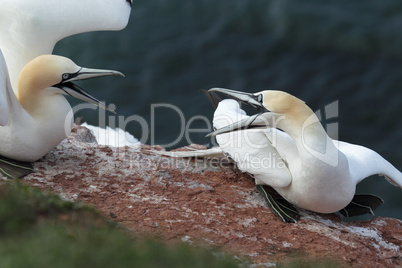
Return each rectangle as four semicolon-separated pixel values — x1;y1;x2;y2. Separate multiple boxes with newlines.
202;89;222;109
206;112;273;137
54;68;124;114
206;88;273;137
208;88;267;111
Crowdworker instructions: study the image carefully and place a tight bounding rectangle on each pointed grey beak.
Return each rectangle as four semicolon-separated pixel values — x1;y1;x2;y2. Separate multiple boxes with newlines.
206;112;276;137
64;67;125;82
54;67;124;113
208;88;266;111
206;88;272;137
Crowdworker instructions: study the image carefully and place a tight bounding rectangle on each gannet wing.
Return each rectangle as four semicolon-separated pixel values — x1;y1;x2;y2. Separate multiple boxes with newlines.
214;99;293;188
263;128;298;167
337;141;402;188
3;1;132;39
256;185;300;223
0;51;10;126
0;156;34;179
1;1;132;92
339;194;384;218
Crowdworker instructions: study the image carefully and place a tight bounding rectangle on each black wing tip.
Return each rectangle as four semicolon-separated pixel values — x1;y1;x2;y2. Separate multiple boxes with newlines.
339;194;384;218
256;185;300;223
0;156;34;179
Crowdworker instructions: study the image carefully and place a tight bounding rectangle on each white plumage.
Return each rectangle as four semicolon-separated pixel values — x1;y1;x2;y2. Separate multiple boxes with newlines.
81;123;140;147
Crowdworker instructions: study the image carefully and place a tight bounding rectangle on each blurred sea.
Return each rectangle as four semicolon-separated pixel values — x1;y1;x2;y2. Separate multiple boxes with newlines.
54;0;401;220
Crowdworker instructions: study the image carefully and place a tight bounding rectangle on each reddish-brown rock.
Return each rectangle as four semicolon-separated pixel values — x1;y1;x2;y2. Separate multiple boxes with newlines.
12;125;402;267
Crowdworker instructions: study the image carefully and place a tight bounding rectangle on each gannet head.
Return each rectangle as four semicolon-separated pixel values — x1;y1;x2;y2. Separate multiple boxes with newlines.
18;55;123;114
206;88;311;137
207;88;306;115
256;90;307;115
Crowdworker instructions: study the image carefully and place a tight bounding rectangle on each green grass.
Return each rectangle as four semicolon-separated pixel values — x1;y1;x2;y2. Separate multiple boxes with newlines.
0;182;239;268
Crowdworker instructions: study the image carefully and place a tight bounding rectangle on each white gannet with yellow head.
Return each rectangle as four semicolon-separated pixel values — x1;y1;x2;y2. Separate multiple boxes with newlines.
0;51;122;163
206;88;402;222
0;0;132;93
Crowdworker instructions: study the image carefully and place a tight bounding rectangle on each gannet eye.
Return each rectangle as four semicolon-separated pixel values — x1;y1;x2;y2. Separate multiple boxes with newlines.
257;94;263;103
62;73;70;80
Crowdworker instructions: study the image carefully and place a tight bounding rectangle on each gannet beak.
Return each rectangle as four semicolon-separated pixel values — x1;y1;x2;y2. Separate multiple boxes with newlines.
202;89;222;109
64;68;125;82
206;112;274;137
208;88;267;111
54;68;124;114
56;82;116;113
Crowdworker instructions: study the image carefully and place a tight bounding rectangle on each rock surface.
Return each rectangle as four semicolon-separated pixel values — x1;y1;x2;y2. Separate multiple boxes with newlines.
8;125;402;267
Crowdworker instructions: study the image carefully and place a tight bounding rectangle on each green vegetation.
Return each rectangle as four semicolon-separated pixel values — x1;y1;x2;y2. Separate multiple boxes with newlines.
0;182;239;268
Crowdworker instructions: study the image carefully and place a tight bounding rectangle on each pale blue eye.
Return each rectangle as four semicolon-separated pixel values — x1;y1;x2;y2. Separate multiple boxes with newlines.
62;73;70;80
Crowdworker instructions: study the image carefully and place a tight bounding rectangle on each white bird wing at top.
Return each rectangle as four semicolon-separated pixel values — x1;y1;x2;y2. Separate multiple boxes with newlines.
1;0;132;39
0;0;132;93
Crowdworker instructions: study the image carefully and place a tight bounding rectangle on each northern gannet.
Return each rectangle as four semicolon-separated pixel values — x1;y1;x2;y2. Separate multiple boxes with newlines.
0;51;122;166
205;88;402;222
0;0;132;93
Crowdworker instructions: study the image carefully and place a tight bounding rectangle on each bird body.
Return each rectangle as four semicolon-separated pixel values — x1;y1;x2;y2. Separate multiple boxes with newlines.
208;88;402;215
0;0;131;177
0;51;122;162
213;99;354;213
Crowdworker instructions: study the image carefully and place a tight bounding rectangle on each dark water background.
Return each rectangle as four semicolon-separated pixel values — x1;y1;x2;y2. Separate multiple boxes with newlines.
54;0;402;220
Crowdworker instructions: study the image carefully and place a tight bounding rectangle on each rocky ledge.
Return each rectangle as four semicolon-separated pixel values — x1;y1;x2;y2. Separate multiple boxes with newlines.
13;126;402;267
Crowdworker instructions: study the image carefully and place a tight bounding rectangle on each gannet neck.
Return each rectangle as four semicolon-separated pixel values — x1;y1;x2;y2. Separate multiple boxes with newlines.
259;91;333;162
18;81;71;120
0;0;131;92
17;55;71;116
